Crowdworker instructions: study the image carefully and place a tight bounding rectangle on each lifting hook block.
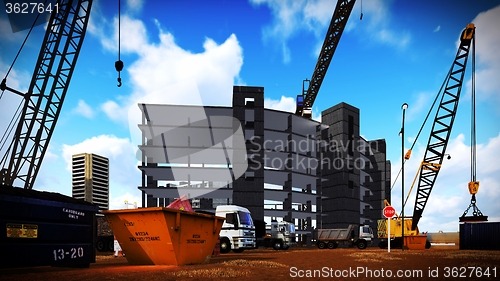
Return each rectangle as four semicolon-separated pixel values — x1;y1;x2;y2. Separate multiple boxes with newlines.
115;60;124;87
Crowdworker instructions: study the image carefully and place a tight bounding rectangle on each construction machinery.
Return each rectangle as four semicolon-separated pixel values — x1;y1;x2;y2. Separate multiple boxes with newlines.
377;200;429;249
0;1;125;257
315;224;373;250
255;220;296;250
295;0;356;118
215;205;256;253
378;23;482;249
0;0;93;190
292;0;356;245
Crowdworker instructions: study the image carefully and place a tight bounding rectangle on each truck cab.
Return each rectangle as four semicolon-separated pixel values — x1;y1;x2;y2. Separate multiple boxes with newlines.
255;220;296;250
215;205;256;253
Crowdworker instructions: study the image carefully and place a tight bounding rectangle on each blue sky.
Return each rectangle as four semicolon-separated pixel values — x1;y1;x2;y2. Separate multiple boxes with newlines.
1;0;499;232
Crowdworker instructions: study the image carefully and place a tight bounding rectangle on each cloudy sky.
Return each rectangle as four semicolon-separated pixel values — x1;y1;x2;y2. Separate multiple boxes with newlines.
1;0;499;232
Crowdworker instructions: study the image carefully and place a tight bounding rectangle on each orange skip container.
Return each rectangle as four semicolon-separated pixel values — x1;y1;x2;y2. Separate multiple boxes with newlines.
102;207;224;265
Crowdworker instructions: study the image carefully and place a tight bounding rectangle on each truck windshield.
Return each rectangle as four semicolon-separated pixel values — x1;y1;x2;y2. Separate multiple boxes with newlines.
238;211;253;226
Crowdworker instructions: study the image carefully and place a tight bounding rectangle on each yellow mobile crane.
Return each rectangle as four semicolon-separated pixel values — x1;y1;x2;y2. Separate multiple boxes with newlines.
378;23;482;249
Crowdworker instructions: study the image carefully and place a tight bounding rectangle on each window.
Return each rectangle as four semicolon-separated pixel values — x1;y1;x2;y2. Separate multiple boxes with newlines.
238;211;254;226
245;97;255;108
226;213;236;225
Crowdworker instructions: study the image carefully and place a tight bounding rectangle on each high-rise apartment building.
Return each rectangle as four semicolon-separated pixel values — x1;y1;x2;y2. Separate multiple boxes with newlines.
72;153;109;211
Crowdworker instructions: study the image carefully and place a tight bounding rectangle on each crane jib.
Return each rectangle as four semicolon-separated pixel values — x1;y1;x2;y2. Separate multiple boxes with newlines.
411;24;475;230
295;0;356;118
0;0;93;189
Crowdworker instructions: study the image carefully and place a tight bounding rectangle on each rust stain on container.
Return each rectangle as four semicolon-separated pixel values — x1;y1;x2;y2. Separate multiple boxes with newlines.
102;207;224;265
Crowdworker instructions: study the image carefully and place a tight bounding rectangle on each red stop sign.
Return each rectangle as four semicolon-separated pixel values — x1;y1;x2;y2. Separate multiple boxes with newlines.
383;206;396;218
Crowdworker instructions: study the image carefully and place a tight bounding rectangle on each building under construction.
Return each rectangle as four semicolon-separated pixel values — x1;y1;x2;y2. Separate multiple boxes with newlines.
137;86;390;243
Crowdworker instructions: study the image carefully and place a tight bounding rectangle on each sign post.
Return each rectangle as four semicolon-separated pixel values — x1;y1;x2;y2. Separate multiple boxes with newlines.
383;206;396;253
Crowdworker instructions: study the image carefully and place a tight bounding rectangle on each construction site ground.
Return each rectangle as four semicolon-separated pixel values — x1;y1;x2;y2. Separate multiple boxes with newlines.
2;246;499;280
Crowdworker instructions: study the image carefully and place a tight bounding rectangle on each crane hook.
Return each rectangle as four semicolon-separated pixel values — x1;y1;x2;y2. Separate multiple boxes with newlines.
115;60;124;87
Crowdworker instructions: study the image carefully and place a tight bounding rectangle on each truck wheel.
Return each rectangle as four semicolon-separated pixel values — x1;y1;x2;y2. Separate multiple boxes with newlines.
357;240;367;249
425;241;431;249
96;239;105;252
273;241;282;250
220;238;231;254
327;242;337;249
233;249;244;253
317;241;326;249
108;240;114;252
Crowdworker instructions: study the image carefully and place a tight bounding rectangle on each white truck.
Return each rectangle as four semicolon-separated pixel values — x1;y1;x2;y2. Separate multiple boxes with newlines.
215;205;256;253
315;224;373;250
256;220;296;250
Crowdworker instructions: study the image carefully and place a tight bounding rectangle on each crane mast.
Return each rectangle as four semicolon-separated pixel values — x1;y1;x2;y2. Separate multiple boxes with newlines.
295;0;356;118
410;24;475;230
0;0;93;189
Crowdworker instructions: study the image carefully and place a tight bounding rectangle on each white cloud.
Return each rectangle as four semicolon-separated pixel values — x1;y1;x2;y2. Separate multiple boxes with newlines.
0;59;30;160
469;5;500;102
251;0;410;63
264;95;295;112
433;25;441;32
0;58;29;92
126;0;144;14
61;135;136;170
61;135;142;207
89;11;243;126
405;91;433;123
250;0;329;63
264;95;324;121
390;132;500;232
101;100;122;123
73;100;94;118
349;0;411;49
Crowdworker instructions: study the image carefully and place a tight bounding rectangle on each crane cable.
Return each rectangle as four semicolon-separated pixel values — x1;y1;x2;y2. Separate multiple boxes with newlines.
0;1;46;166
0;0;45;100
390;65;452;192
360;0;363;20
115;0;124;87
471;32;476;183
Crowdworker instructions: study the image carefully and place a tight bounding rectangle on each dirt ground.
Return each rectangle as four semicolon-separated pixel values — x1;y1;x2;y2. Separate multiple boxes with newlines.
1;247;499;281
